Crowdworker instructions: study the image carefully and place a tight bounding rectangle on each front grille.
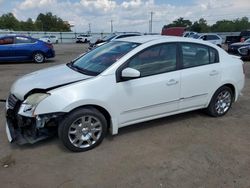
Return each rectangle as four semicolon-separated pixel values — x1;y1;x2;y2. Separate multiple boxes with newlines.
7;94;19;110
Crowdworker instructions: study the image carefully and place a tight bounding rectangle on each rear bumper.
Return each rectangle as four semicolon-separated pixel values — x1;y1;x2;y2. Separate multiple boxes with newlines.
45;49;55;58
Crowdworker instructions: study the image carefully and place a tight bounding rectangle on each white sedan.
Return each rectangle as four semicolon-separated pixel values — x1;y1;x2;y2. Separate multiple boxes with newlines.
39;35;59;44
5;35;245;152
193;33;223;47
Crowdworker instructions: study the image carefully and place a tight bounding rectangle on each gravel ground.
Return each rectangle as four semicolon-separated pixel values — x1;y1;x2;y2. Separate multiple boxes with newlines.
0;44;249;188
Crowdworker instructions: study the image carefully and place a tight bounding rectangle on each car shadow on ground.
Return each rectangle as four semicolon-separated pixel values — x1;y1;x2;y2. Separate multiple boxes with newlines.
0;59;56;65
10;110;208;153
109;110;208;139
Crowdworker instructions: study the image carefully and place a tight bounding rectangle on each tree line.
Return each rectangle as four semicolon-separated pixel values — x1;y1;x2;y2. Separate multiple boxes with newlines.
0;12;71;32
164;17;250;33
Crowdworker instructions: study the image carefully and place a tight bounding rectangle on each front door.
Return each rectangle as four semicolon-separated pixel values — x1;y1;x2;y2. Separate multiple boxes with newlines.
116;43;181;126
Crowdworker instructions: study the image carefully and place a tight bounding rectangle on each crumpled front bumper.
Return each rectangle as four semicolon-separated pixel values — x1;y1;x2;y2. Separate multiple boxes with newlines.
6;112;57;145
5;94;62;145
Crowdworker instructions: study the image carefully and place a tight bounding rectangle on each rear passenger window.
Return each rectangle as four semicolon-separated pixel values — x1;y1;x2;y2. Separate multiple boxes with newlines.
209;48;219;63
15;37;34;44
0;37;14;45
181;43;219;68
207;35;219;40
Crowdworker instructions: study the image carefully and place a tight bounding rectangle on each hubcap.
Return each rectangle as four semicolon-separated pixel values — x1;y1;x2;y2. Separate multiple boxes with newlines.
68;115;102;148
215;90;232;115
34;53;44;63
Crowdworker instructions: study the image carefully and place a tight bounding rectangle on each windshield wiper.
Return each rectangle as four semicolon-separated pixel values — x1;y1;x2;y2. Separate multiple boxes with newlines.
67;61;99;76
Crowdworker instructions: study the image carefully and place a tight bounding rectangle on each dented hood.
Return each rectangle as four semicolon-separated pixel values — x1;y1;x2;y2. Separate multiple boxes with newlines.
11;64;92;100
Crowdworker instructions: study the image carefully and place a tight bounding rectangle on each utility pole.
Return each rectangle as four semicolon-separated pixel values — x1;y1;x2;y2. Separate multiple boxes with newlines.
88;23;91;34
111;20;113;33
149;11;154;33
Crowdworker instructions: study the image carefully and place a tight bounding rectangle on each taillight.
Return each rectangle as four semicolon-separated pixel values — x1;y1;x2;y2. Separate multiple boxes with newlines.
46;43;53;49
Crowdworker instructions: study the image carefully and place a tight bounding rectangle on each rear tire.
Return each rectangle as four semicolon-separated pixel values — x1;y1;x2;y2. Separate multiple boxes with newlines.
33;52;45;63
58;107;107;152
206;86;233;117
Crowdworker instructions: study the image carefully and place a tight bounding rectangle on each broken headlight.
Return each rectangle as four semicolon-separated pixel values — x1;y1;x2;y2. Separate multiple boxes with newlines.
19;93;50;117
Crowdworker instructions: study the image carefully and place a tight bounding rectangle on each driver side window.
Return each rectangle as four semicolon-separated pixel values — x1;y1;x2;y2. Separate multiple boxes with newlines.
127;43;177;77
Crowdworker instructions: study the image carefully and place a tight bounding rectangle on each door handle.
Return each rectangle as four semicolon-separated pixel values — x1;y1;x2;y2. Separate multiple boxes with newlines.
167;79;179;86
209;70;219;76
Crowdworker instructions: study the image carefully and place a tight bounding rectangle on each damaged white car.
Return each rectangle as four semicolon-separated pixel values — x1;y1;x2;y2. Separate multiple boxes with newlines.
5;36;245;152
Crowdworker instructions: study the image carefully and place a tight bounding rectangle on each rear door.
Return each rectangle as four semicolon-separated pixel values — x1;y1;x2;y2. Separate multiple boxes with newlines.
179;42;221;110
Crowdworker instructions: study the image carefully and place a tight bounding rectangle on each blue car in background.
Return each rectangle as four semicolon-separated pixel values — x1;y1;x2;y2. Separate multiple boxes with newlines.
0;35;55;63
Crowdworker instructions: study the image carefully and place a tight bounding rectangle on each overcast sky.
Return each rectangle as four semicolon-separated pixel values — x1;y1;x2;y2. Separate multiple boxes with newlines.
0;0;249;33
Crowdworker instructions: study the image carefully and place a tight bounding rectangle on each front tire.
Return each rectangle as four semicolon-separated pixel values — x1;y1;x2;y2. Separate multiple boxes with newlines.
33;52;45;63
206;86;233;117
58;108;107;152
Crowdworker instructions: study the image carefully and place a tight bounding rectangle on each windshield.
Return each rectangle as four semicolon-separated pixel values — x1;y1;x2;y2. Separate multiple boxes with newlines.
192;34;201;39
244;38;250;43
69;41;139;76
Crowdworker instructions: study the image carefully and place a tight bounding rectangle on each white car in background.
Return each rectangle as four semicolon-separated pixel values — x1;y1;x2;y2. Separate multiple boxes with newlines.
5;36;245;152
39;35;59;44
193;33;223;47
76;34;92;43
89;32;142;50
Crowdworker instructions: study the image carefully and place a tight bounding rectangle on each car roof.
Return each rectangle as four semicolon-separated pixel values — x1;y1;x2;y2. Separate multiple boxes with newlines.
200;33;220;36
115;35;164;43
1;34;31;38
115;35;221;47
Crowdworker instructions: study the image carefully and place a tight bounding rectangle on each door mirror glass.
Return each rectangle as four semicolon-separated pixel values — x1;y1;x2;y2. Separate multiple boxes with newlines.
121;68;140;79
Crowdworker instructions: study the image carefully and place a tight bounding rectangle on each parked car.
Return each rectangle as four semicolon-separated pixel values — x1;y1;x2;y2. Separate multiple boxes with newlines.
89;32;142;50
228;38;250;59
161;27;186;36
237;46;250;60
5;36;245;152
76;34;92;43
225;30;250;45
192;33;223;47
39;35;58;44
0;35;55;63
183;31;197;38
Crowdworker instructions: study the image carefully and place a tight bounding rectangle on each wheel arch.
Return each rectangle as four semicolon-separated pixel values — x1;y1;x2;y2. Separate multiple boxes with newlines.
223;83;236;101
32;50;45;56
208;83;237;107
67;104;116;135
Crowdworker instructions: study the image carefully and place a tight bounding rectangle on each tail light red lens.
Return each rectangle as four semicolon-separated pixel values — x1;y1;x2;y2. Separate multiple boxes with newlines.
240;37;245;42
46;43;53;49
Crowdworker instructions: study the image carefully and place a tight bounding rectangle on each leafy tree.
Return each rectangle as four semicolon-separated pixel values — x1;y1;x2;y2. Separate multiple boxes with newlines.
164;16;250;33
0;12;71;32
164;17;192;28
0;13;20;30
35;12;71;32
210;17;250;32
191;18;210;33
20;18;35;31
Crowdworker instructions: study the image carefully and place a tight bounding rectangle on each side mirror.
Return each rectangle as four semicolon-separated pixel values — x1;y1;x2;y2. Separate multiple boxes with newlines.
121;68;140;80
